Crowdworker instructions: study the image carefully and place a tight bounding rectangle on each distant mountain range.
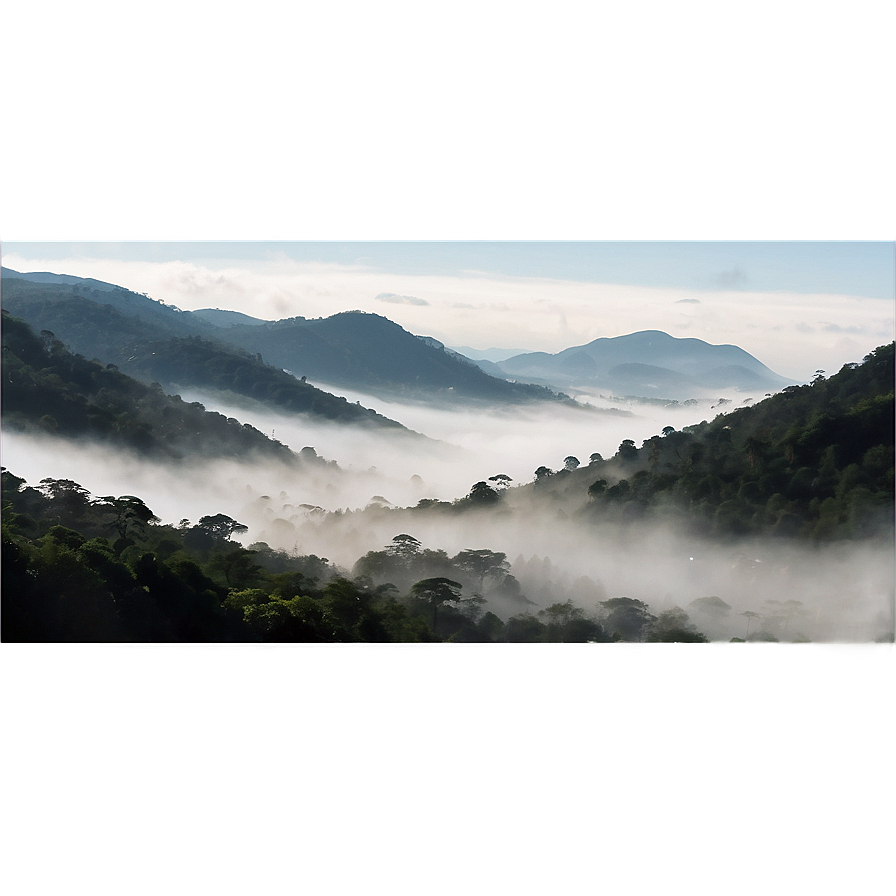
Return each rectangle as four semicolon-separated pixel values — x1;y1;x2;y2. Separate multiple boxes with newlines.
1;268;795;409
0;270;408;429
1;268;568;409
490;330;795;397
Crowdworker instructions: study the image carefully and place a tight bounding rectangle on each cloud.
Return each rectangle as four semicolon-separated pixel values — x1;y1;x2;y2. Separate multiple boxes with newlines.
794;322;815;333
820;322;864;334
375;292;429;306
710;267;749;289
452;302;475;309
675;298;701;304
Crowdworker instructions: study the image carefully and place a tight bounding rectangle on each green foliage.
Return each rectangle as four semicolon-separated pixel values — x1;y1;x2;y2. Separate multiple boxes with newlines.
1;313;296;462
646;607;709;642
2;276;567;409
1;277;407;429
574;344;894;541
600;597;657;642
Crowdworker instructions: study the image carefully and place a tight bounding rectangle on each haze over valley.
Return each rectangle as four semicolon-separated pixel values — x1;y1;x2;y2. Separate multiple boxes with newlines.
3;250;893;644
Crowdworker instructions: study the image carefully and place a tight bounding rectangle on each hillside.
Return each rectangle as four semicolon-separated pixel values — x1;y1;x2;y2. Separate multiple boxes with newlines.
2;268;568;408
0;271;411;430
516;343;894;540
1;312;301;463
212;311;570;405
2;267;213;336
498;329;794;397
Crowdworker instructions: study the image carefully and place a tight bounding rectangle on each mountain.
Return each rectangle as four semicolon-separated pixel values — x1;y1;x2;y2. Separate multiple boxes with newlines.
2;268;568;408
515;342;894;541
2;269;122;292
210;312;569;405
1;267;215;337
497;330;795;398
0;270;411;430
191;308;268;328
1;312;300;463
448;345;532;362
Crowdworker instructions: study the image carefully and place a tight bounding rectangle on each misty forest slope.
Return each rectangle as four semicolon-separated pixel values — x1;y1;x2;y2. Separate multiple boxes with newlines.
2;334;893;644
514;343;894;541
1;470;698;643
497;329;794;396
0;272;410;429
1;312;303;462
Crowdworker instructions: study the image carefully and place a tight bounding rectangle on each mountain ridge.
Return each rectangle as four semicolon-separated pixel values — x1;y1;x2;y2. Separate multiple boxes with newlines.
497;329;794;397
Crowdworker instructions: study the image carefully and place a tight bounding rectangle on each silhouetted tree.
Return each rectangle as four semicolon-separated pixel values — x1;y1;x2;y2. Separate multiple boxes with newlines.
411;577;463;629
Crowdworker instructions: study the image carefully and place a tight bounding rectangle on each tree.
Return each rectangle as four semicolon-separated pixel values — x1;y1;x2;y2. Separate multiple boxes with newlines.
600;597;656;641
537;600;608;642
387;534;422;557
411;577;463;629
616;439;638;462
647;607;708;642
488;474;512;489
588;453;604;465
563;456;581;472
466;480;500;506
534;466;554;482
98;495;159;540
453;549;510;592
504;613;547;642
38;478;92;510
741;610;761;638
196;514;249;540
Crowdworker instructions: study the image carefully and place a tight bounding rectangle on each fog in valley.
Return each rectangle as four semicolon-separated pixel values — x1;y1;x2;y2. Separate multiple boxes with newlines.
4;381;892;643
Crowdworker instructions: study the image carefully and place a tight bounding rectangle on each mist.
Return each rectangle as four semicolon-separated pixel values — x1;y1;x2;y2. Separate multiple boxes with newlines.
168;381;736;505
5;396;892;642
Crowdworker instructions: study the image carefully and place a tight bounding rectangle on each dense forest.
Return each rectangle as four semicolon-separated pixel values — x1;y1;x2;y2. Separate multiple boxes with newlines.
1;272;568;407
0;279;411;429
1;312;300;461
2;298;893;642
2;471;713;642
510;343;894;541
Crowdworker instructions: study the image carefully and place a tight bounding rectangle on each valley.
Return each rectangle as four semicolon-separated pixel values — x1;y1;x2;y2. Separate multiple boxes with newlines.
2;263;893;643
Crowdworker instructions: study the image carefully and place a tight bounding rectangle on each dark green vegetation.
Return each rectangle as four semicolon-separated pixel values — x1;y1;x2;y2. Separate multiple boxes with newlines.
1;273;410;429
1;268;567;408
524;344;894;541
1;312;296;461
3;474;705;642
3;263;892;642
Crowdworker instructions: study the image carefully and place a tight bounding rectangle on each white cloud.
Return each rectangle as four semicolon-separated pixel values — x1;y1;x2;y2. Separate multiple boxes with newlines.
375;292;430;306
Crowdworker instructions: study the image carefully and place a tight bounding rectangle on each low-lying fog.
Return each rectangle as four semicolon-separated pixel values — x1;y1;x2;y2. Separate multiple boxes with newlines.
169;381;740;507
4;381;892;642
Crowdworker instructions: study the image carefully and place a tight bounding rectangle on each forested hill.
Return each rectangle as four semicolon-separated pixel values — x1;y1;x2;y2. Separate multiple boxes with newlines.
202;311;571;405
0;272;410;430
520;343;894;540
2;269;569;407
1;312;306;463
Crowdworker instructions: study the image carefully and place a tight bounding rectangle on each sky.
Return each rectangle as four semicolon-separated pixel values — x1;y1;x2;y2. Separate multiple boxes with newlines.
3;3;893;384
